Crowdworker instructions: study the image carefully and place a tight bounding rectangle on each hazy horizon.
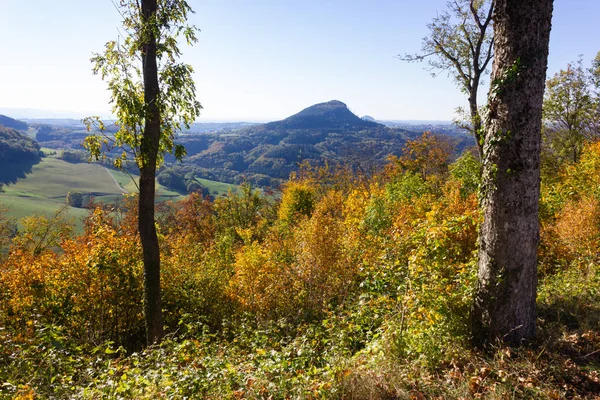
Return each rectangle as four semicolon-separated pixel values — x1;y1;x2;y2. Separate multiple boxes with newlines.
0;106;454;126
2;1;599;121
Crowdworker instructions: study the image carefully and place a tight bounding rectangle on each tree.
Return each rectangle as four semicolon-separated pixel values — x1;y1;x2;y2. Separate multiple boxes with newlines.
400;0;494;157
543;55;600;164
591;51;600;93
396;131;454;181
157;167;187;192
185;179;210;197
84;0;201;345
473;0;553;345
66;191;84;208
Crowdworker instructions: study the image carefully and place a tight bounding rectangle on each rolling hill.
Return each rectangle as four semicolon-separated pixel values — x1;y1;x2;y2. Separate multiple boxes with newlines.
0;114;28;131
0;157;185;230
178;100;455;186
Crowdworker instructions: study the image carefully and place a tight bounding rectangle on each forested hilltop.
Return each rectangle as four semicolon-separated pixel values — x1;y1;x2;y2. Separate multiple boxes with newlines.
0;114;28;131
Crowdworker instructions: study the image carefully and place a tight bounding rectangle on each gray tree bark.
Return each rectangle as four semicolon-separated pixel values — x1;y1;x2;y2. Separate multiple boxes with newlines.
473;0;553;345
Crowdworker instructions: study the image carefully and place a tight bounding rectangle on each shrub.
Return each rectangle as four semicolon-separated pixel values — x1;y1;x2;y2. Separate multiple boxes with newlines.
66;190;84;207
231;189;360;322
277;180;316;225
0;206;145;349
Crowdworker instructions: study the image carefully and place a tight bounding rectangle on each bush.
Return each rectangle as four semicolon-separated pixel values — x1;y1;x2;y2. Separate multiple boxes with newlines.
277;180;316;225
157;167;187;192
0;205;145;349
66;190;84;207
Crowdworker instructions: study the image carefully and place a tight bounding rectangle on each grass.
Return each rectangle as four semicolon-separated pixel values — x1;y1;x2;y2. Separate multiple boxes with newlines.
0;195;89;224
196;177;238;196
1;158;126;200
106;169;238;198
0;158;240;229
106;168;184;202
0;158;128;230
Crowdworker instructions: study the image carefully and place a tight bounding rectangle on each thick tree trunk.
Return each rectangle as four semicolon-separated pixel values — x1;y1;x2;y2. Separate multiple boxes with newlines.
140;0;164;345
473;0;553;346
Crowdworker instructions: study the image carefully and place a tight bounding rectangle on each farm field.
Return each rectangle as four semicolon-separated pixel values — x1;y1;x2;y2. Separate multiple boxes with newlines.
196;177;238;195
0;158;189;229
0;156;242;230
0;158;126;227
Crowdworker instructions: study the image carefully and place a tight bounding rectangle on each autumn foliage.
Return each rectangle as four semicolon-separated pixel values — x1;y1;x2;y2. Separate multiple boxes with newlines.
1;132;600;398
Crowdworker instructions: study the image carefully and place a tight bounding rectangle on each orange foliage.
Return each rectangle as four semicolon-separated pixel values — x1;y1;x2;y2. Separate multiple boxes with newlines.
0;204;145;346
2;137;598;357
162;192;215;244
552;196;600;267
390;131;454;181
59;206;144;345
540;141;600;272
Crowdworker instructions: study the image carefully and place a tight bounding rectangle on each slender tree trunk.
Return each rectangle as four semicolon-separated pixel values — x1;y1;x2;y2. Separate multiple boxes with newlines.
140;0;164;345
473;0;553;346
469;78;484;158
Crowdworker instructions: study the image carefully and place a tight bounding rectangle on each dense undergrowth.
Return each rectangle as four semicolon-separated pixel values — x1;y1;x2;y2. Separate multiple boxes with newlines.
1;134;599;399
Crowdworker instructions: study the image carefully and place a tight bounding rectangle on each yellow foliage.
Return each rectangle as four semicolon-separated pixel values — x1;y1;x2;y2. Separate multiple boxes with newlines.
229;232;295;319
231;189;360;320
293;190;356;317
278;180;316;225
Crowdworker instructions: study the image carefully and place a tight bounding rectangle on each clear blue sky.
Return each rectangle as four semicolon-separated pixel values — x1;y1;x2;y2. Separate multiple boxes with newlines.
0;0;598;122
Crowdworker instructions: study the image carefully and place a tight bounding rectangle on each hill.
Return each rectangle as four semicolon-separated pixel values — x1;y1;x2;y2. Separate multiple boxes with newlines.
179;100;471;186
0;114;28;131
0;125;42;186
263;100;382;130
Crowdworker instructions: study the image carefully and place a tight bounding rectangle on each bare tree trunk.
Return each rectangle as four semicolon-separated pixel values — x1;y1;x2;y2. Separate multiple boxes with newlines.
469;79;484;158
473;0;553;346
140;0;164;345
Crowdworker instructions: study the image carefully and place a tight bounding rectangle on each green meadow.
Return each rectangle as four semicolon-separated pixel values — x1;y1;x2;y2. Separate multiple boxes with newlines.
0;158;128;229
0;158;181;229
0;157;241;231
196;177;238;195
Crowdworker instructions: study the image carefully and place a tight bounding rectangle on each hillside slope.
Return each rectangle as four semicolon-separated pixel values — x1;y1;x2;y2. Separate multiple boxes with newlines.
0;125;42;186
0;114;28;131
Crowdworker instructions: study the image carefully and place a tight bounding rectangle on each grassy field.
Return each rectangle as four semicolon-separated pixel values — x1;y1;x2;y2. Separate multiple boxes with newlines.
0;158;129;229
2;158;126;200
196;177;238;195
0;158;241;230
105;169;238;197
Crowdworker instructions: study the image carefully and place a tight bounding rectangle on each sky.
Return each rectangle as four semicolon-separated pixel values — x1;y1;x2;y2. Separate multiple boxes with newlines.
0;0;599;122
